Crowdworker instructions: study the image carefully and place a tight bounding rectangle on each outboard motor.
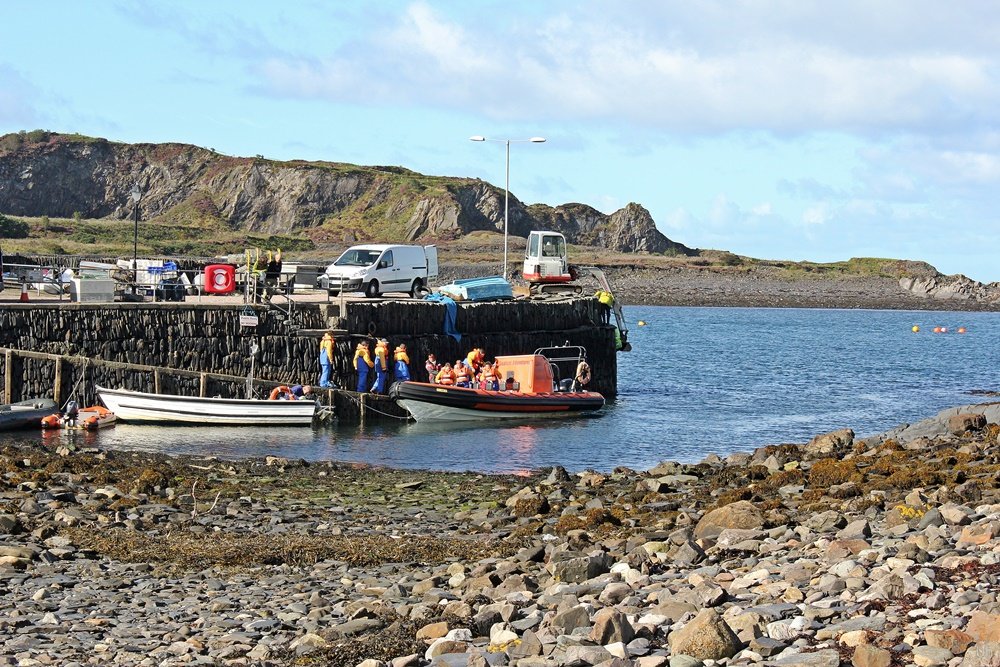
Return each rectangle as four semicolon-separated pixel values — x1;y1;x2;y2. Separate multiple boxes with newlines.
64;400;80;426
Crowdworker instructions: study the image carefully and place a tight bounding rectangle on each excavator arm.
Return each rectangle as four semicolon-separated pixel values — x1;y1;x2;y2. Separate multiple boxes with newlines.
571;265;631;352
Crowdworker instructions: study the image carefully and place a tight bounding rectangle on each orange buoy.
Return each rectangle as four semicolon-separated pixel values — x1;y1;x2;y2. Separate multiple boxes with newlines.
932;327;941;333
958;327;967;334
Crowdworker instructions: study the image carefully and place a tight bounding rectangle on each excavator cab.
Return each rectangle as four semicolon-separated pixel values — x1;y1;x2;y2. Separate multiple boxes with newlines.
523;231;572;283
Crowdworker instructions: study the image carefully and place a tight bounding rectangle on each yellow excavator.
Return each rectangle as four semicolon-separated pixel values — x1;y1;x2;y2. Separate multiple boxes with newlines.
522;230;631;351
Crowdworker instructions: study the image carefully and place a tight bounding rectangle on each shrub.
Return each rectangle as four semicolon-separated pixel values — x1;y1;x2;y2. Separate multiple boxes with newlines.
0;214;29;238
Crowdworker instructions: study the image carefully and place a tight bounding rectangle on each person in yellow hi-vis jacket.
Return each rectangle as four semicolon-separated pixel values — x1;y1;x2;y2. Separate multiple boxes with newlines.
353;341;374;393
595;289;614;325
318;330;335;388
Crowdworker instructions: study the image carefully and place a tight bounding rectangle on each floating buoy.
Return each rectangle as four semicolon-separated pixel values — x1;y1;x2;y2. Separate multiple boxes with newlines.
933;327;942;333
637;320;647;326
958;327;967;334
912;325;920;333
941;327;948;333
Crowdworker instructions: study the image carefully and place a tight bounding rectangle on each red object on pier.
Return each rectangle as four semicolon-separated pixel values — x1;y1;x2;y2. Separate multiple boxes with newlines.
204;264;236;294
19;283;28;302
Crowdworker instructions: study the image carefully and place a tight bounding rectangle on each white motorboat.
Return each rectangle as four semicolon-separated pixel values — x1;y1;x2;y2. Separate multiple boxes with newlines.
95;386;317;426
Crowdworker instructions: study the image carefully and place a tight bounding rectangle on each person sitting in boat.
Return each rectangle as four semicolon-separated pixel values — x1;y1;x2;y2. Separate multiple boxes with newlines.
435;362;455;385
372;339;390;394
504;372;518;392
353;341;374;393
454;359;471;388
572;359;592;392
425;354;440;383
480;363;500;391
290;384;313;399
393;344;411;382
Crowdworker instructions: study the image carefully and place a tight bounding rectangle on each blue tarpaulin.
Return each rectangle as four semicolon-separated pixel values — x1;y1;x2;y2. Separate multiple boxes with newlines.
424;293;461;341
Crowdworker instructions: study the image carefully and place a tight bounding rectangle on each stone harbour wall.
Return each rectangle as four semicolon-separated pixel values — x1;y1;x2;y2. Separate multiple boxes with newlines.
0;297;619;411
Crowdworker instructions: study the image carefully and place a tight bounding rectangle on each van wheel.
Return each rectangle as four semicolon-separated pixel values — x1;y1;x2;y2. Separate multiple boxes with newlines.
364;280;380;298
410;278;426;298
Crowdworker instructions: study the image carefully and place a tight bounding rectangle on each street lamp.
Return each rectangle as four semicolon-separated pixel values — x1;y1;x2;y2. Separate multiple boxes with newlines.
469;135;546;278
130;184;141;291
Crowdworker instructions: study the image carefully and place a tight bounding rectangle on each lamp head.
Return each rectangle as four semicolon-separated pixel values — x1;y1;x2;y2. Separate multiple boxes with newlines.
130;184;141;202
530;137;546;143
469;136;486;142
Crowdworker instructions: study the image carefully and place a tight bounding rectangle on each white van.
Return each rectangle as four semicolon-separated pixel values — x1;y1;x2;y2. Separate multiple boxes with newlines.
322;244;438;298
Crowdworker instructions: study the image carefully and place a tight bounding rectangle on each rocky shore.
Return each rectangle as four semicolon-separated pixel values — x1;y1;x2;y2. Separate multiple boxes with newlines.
439;264;1000;311
2;403;1000;667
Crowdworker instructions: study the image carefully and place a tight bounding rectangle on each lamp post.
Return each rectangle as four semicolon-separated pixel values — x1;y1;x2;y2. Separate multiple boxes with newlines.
469;135;546;278
130;184;141;291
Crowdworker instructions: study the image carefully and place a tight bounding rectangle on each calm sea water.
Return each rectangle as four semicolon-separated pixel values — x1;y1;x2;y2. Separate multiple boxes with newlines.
7;306;1000;473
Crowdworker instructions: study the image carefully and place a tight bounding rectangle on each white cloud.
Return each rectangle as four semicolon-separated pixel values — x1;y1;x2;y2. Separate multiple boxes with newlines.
251;2;1000;137
802;205;830;226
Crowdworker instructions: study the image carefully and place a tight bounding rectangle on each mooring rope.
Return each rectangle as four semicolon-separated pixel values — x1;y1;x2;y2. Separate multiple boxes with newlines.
61;359;88;412
342;392;413;420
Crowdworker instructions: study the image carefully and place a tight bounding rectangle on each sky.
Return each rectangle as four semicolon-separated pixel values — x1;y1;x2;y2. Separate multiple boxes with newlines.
2;2;999;281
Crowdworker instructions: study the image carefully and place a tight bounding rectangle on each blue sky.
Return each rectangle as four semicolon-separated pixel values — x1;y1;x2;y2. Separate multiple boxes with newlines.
2;2;999;281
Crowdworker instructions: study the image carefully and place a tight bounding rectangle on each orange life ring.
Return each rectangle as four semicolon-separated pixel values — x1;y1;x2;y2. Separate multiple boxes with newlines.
269;385;292;400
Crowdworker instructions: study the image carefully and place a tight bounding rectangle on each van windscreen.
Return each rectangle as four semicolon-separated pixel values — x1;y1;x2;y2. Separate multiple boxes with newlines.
334;249;381;267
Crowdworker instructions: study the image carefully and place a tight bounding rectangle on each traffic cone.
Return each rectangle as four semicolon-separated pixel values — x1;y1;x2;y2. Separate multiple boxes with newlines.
19;282;28;302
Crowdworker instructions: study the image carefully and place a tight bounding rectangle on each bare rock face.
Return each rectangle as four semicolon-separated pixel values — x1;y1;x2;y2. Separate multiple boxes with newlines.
900;275;1000;303
0;131;688;254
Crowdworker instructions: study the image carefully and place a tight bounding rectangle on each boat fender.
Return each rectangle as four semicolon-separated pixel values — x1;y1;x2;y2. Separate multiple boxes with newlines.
367;321;377;335
268;385;292;400
41;414;62;429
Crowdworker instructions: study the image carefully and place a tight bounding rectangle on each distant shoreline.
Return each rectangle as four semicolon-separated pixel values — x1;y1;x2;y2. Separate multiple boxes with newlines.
442;263;1000;312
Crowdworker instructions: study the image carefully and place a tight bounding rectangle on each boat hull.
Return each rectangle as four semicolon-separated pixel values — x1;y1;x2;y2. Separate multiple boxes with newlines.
96;386;317;426
0;399;58;431
391;381;604;422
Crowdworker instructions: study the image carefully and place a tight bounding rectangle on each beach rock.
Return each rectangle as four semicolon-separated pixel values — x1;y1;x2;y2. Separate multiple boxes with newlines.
967;611;1000;643
961;642;1000;667
925;628;974;654
590;608;635;645
693;501;765;541
948;413;986;434
852;644;892;667
668;608;742;660
806;428;854;456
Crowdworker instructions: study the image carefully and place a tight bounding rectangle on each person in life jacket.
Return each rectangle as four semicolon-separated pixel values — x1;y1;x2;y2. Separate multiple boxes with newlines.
454;359;471;388
371;339;390;393
480;362;500;391
435;362;455;385
353;341;374;393
594;290;614;325
425;354;440;383
393;344;411;382
318;330;335;388
572;359;592;391
465;347;485;375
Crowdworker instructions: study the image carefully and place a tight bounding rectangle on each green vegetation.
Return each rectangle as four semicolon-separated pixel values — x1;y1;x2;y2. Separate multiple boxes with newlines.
0;213;28;238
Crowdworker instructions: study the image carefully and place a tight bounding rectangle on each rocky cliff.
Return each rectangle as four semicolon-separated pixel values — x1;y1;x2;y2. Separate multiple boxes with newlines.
0;131;690;254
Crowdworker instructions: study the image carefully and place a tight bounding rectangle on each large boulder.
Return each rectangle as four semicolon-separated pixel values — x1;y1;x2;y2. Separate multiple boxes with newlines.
694;501;765;541
668;608;742;660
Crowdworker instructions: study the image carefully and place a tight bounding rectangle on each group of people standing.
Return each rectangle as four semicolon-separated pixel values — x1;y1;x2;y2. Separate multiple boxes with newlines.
351;338;412;394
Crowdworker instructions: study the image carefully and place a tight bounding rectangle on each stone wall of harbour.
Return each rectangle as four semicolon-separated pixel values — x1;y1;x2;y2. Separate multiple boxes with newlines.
0;296;618;419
